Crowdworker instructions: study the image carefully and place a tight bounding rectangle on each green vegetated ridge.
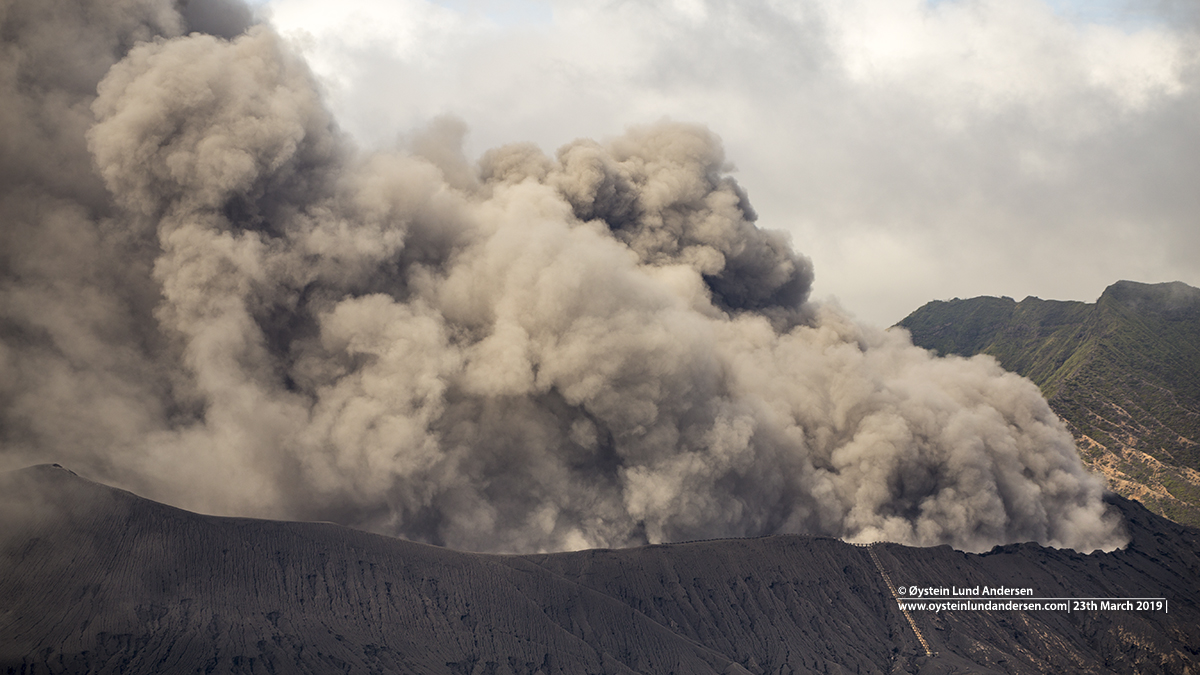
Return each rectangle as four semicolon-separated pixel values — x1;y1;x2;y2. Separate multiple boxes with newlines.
898;280;1200;527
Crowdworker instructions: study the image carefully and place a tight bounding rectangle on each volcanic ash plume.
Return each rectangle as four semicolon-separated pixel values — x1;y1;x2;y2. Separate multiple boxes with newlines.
0;0;1125;553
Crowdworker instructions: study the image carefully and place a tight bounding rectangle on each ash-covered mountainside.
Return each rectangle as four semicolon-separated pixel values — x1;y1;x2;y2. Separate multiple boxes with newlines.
898;280;1200;527
2;465;1198;674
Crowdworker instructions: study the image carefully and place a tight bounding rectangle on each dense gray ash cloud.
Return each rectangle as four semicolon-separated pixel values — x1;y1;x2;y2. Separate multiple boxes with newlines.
180;0;254;38
0;0;1125;553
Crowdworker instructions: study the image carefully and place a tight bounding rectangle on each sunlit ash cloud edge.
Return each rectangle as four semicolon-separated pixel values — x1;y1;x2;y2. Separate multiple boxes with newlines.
263;0;1200;329
0;0;1125;554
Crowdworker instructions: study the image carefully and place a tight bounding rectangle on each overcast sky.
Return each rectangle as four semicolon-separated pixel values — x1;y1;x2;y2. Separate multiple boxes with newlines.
252;0;1199;326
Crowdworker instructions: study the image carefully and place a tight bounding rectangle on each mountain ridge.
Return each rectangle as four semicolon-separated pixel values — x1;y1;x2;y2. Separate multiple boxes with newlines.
3;464;1199;674
897;280;1200;527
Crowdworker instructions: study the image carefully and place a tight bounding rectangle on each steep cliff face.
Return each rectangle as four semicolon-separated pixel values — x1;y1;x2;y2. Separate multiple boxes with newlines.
3;465;1198;674
899;281;1200;527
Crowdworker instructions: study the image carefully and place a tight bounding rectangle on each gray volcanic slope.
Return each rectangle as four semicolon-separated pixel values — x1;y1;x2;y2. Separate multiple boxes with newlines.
2;465;1198;674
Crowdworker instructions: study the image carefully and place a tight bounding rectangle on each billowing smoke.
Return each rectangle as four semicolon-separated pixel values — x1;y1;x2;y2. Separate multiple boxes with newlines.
0;0;1125;553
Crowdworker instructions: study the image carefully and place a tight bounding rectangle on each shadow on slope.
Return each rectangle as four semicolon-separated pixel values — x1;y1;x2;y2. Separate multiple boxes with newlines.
2;465;1197;674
